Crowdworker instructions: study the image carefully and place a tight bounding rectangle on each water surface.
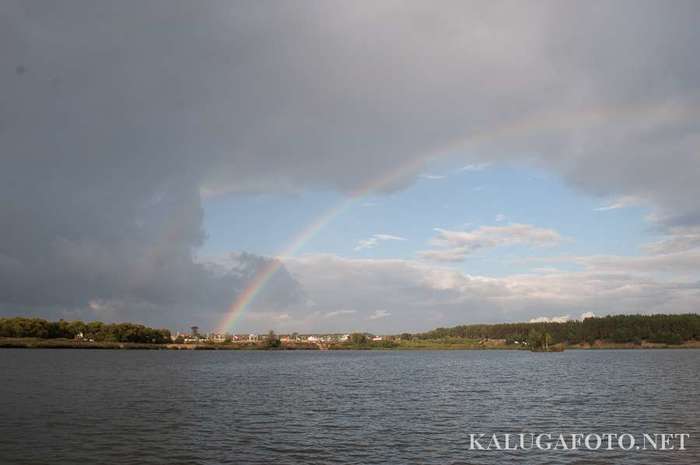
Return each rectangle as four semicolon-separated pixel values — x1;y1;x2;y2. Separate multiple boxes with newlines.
1;349;697;464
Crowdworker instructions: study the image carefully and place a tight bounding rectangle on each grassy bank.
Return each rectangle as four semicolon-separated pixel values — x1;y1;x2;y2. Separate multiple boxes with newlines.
0;337;168;350
566;340;700;350
330;339;521;350
0;337;320;350
386;339;700;350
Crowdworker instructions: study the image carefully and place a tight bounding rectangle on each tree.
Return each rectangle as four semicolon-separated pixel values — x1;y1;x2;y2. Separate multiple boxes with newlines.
349;333;368;345
527;329;541;348
542;332;552;351
266;330;281;348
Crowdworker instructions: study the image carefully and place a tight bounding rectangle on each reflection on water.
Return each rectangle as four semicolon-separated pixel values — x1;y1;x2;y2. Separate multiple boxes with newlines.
1;349;698;464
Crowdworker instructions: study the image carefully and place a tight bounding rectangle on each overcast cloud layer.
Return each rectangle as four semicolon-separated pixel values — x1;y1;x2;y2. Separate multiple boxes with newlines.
2;1;699;330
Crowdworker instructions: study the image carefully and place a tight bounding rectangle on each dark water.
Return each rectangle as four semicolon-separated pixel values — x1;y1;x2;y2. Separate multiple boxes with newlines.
0;349;698;464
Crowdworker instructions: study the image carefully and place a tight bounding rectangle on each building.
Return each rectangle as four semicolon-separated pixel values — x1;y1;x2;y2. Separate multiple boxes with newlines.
208;333;227;343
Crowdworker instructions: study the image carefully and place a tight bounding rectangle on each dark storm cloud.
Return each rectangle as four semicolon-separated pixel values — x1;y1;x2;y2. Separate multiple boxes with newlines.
1;1;699;325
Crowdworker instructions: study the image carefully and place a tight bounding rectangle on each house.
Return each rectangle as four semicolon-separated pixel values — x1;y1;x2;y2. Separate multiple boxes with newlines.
208;333;227;343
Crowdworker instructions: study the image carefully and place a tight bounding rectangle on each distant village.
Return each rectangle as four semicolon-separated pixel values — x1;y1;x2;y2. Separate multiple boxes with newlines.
173;326;387;345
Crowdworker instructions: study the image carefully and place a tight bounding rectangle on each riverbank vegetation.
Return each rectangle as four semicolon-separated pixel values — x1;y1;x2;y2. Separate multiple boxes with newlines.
1;314;698;350
417;314;699;346
0;317;171;344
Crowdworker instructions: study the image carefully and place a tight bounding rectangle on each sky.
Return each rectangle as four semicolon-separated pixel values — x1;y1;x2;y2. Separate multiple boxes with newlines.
2;1;699;334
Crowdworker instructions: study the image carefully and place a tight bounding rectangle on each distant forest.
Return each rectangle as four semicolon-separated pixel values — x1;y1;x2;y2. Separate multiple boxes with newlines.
418;314;700;345
0;318;171;344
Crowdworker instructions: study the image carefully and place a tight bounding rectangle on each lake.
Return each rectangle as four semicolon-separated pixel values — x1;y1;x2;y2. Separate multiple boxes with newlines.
1;349;698;464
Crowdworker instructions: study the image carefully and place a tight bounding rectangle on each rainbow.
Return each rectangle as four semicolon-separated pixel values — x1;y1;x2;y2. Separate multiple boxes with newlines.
216;100;696;333
216;156;428;333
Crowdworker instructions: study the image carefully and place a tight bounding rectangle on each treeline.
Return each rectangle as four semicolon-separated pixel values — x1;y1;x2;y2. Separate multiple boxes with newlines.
417;314;700;345
0;317;171;344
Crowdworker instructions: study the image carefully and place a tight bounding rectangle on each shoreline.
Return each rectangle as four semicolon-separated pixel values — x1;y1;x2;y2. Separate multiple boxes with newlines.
1;337;699;351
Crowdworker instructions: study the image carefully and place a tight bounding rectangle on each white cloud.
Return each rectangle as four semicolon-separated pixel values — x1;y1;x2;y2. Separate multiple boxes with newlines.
355;234;407;251
531;267;560;274
521;224;700;276
459;163;491;172
643;226;700;254
420;174;446;180
594;195;644;211
495;213;507;222
87;299;118;319
354;239;378;251
529;315;570;323
418;248;473;263
574;250;700;274
368;310;391;320
529;312;595;323
374;234;406;241
324;309;357;318
419;223;563;262
283;254;700;332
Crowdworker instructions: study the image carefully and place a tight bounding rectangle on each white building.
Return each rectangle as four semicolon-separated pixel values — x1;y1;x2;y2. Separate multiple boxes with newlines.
208;333;227;343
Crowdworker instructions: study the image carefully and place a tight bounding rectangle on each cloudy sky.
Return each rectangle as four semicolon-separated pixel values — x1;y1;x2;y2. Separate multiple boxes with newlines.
2;1;699;333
